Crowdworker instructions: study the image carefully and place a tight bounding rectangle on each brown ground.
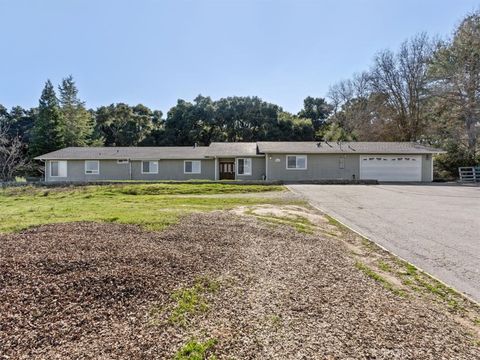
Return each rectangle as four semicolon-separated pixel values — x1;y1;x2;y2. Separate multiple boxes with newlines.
1;212;479;359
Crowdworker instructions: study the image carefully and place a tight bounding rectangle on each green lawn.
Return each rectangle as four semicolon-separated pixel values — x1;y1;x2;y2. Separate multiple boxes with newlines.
0;183;289;233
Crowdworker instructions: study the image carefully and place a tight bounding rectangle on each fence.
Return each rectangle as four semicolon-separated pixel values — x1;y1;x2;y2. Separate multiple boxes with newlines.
458;166;480;182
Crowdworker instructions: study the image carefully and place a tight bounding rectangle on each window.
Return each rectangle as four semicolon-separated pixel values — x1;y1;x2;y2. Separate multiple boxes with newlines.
117;159;129;164
142;161;158;174
184;160;201;174
50;160;67;177
85;160;100;175
286;155;307;170
237;158;252;175
339;157;345;169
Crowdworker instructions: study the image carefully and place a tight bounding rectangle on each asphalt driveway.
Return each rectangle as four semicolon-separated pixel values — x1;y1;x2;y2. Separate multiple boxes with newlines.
288;184;480;302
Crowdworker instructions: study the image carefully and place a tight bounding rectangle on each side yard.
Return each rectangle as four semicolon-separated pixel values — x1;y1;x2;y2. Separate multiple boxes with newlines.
0;184;479;359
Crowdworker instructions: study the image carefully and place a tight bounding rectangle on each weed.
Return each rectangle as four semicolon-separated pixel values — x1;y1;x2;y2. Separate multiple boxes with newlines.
252;213;315;234
174;338;217;360
355;261;406;297
377;260;393;273
169;277;220;325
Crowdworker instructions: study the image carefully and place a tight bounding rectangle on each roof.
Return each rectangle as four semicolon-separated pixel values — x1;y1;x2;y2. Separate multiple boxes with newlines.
34;146;208;160
257;142;444;154
205;142;260;157
35;142;445;160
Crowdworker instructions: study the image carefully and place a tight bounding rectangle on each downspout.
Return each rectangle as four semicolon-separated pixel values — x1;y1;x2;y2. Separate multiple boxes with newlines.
129;159;132;180
214;157;218;181
265;153;268;181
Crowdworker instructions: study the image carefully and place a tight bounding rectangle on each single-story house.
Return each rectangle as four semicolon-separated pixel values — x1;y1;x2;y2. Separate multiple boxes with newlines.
35;141;444;183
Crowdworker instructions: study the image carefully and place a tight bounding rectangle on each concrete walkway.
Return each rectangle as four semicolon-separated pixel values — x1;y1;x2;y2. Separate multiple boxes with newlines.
288;184;480;302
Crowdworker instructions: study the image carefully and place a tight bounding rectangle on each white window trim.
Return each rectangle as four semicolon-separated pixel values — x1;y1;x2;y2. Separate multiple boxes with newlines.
50;160;67;178
117;159;129;164
184;160;201;174
141;160;159;174
236;158;252;176
85;160;100;175
286;155;307;170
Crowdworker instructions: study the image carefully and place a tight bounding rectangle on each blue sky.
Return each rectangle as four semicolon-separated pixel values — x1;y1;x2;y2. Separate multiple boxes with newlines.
0;0;477;114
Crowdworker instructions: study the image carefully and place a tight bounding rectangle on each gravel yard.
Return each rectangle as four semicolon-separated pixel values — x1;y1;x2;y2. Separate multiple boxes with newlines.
1;211;479;359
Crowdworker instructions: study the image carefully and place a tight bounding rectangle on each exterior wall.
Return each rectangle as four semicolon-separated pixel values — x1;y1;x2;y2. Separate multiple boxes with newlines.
44;153;434;182
421;154;433;182
235;157;266;181
131;159;215;180
267;153;434;182
45;160;130;182
45;159;215;182
266;154;360;181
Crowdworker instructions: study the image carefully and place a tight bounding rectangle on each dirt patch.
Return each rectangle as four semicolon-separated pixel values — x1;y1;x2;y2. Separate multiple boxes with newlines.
1;213;479;359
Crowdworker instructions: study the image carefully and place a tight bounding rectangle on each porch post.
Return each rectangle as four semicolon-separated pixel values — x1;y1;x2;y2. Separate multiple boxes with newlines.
214;157;219;181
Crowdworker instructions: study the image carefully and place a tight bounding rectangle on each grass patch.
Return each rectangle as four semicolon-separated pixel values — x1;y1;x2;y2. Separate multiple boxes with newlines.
0;184;291;233
377;260;393;273
3;183;283;197
174;338;217;360
355;261;406;297
248;212;315;234
396;260;464;310
169;277;220;325
325;214;346;230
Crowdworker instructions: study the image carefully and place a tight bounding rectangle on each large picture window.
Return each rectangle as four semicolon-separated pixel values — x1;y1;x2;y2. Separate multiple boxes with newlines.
184;160;201;174
237;158;252;175
50;160;67;177
286;155;307;170
142;161;158;174
85;160;100;175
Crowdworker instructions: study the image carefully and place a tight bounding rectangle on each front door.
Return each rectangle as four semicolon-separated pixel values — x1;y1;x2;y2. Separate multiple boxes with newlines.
219;162;235;180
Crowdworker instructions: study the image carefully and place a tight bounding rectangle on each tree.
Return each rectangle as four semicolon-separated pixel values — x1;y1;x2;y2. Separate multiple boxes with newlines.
327;34;434;142
320;123;355;141
0;119;28;181
298;97;333;133
429;12;480;161
369;33;434;141
30;80;64;157
58;76;93;146
328;73;392;140
94;103;158;146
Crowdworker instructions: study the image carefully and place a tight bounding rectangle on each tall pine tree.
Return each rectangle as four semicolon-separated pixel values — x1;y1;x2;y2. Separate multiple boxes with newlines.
30;80;64;157
58;75;93;146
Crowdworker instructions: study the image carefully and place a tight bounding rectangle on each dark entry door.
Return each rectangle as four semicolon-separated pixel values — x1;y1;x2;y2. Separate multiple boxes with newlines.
219;162;235;180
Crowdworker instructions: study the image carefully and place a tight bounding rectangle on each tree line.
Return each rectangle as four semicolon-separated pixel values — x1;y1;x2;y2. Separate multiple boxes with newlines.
1;11;479;180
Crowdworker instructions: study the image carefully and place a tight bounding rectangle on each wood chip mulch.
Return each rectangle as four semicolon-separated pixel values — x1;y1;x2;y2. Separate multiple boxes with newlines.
1;213;479;359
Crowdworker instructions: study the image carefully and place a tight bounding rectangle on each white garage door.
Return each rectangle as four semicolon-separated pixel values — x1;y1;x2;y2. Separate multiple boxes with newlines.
360;155;422;181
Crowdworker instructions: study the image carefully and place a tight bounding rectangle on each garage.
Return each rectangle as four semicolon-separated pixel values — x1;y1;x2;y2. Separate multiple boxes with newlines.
360;155;422;181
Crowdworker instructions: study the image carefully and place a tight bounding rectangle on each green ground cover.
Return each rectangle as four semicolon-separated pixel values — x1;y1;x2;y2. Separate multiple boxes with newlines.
0;183;288;233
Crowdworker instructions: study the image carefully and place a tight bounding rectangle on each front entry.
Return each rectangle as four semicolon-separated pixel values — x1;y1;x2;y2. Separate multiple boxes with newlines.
219;161;235;180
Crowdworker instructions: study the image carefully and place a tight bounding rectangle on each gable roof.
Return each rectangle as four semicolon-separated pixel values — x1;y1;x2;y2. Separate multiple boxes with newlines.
34;146;208;160
205;142;260;157
34;141;444;160
257;142;444;154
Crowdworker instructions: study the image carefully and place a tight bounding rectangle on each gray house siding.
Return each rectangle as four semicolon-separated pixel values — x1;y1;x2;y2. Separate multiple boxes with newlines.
130;159;215;180
266;153;433;182
41;144;438;183
45;160;130;182
45;159;215;182
235;157;266;181
266;154;360;181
